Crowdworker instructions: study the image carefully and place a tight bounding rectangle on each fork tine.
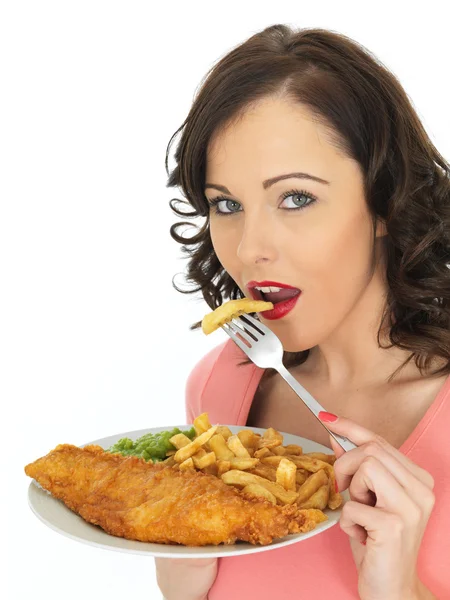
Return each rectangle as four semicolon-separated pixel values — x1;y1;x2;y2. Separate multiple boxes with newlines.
230;318;259;343
237;313;268;334
228;320;256;345
221;323;251;355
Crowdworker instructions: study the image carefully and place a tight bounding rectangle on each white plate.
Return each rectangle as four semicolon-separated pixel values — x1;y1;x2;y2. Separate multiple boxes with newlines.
27;425;348;558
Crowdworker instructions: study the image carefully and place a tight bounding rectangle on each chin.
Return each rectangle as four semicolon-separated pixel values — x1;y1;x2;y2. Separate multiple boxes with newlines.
283;345;309;354
263;323;314;354
277;337;311;354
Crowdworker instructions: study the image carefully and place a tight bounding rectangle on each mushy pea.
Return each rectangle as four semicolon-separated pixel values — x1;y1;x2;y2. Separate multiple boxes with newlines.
107;426;196;462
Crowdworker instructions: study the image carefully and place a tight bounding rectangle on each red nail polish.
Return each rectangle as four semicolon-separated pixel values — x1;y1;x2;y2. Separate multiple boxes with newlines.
318;411;338;422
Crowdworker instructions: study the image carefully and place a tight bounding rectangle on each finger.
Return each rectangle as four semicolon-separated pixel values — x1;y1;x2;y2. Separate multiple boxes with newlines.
340;499;404;546
339;500;368;544
334;441;435;507
320;413;434;489
346;455;423;520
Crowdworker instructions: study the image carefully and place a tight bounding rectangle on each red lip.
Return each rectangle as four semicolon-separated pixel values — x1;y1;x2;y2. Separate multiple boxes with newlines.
247;280;299;290
246;280;301;300
259;294;301;320
245;280;302;319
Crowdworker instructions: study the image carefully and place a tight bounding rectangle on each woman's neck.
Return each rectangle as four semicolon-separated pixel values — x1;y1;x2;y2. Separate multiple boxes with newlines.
297;270;418;390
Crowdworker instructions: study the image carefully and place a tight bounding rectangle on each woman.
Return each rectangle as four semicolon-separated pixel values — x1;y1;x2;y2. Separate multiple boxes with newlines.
156;25;450;599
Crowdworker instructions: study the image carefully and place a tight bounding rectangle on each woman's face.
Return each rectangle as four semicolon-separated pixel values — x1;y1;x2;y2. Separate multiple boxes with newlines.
205;97;385;352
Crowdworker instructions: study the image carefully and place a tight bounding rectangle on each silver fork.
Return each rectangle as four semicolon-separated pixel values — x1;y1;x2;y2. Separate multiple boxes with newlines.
222;313;357;452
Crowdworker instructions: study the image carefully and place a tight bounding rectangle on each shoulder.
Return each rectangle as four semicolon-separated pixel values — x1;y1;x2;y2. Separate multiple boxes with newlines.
184;338;259;424
185;340;228;398
184;340;229;423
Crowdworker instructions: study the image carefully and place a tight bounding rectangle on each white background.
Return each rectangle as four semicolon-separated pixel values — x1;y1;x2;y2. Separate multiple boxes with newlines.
1;1;449;599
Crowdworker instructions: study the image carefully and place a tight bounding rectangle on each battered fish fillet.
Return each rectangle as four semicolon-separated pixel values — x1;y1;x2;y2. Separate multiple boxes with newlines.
25;444;327;546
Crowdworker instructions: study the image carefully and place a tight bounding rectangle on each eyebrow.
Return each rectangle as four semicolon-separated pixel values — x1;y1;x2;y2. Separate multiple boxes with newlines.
204;172;330;195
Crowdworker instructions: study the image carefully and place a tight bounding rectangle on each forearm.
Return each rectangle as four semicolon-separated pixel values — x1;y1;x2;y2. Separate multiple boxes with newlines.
161;589;209;600
162;593;208;600
156;557;217;600
162;596;208;600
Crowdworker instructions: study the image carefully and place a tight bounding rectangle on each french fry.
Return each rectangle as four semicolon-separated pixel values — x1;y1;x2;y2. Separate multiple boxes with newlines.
283;444;303;455
296;469;329;505
193;412;212;436
162;456;176;467
248;464;278;482
271;446;287;456
260;455;286;467
169;433;192;449
287;455;332;473
237;429;260;448
305;452;336;465
173;425;218;463
201;298;274;335
209;434;235;461
254;447;273;459
217;460;231;476
263;427;284;443
276;457;297;491
287;454;342;507
221;470;299;504
229;457;259;470
227;435;251;458
257;438;282;450
193;451;217;469
285;454;306;462
297;483;329;510
193;448;207;459
242;484;277;505
179;457;195;471
295;469;310;486
216;426;233;440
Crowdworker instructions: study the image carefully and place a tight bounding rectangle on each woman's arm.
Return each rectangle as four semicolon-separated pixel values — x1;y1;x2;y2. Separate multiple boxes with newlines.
320;413;438;600
155;557;218;600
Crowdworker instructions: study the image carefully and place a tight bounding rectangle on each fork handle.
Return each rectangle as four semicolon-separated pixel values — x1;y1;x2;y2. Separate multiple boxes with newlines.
277;365;357;452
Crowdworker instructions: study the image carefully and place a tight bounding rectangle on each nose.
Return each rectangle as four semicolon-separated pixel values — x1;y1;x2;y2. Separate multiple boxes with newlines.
236;210;277;265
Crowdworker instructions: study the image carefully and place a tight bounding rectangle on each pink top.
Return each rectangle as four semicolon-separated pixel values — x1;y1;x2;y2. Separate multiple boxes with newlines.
185;339;450;599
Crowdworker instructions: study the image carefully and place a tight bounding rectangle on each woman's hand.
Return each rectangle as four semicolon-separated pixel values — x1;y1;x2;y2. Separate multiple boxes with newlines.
318;412;437;600
155;557;218;600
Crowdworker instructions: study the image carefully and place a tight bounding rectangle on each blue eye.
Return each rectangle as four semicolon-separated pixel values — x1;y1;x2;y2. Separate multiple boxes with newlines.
207;188;318;216
208;197;241;215
279;189;318;210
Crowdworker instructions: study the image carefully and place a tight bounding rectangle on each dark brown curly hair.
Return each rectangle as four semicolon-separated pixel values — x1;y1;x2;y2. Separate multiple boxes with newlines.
165;24;450;383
